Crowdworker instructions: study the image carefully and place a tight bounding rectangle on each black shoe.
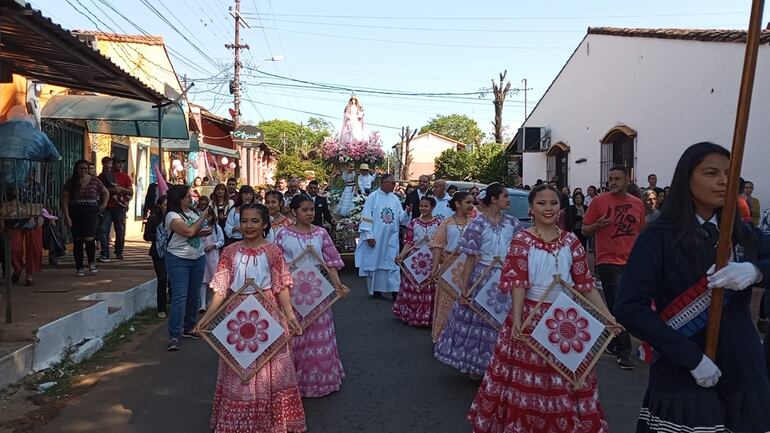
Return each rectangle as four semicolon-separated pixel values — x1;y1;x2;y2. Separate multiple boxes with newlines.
605;345;618;357
115;255;124;261
11;273;20;284
391;292;398;301
372;292;383;299
759;318;769;334
182;330;201;340
166;338;180;351
617;354;635;370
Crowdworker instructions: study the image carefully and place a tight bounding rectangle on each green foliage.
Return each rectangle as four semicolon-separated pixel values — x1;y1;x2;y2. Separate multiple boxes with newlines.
258;118;332;156
434;148;474;180
434;142;515;185
276;153;327;183
420;113;483;145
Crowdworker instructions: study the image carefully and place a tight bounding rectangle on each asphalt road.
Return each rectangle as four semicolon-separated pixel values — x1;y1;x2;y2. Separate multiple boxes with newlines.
35;270;648;433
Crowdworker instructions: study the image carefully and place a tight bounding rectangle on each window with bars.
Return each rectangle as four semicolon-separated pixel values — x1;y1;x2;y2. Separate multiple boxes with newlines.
600;132;635;186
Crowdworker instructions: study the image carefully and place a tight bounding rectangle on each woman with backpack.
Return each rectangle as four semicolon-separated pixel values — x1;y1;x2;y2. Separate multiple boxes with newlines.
164;185;212;351
144;195;169;318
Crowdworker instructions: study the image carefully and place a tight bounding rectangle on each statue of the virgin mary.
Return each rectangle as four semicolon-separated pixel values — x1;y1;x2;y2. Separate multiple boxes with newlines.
339;95;365;144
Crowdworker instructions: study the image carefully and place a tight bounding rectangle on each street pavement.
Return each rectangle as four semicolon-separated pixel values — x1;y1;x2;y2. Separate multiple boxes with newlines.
34;270;648;433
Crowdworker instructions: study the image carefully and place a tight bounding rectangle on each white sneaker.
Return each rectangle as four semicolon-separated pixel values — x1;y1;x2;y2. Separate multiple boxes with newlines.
89;263;98;274
76;269;85;277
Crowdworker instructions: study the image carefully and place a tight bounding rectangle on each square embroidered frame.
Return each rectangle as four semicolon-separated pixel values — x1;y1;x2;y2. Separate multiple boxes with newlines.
436;251;467;300
397;244;434;289
199;279;291;383
287;246;341;329
519;274;621;388
465;257;508;330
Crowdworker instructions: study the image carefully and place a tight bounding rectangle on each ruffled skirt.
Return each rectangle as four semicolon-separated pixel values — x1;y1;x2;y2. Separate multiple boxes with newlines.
392;272;435;327
210;348;306;433
433;265;500;376
467;299;609;433
291;309;346;398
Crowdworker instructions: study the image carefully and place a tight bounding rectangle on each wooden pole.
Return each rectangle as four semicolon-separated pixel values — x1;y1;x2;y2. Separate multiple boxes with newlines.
705;0;765;359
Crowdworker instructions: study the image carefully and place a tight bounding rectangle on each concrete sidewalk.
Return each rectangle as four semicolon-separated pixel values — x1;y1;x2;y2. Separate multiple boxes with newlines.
0;238;157;390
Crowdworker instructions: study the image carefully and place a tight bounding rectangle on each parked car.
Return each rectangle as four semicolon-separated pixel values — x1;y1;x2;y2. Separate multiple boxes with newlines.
446;181;531;226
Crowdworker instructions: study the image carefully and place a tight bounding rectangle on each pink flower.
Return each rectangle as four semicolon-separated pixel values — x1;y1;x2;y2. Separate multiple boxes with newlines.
410;252;432;276
293;270;324;305
546;307;591;354
226;309;270;353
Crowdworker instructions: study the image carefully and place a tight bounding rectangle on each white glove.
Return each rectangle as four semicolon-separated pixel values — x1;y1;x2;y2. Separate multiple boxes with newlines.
707;262;762;291
690;355;721;388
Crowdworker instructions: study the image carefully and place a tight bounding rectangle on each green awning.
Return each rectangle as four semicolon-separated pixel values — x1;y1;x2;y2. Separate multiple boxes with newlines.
41;95;189;139
200;142;240;158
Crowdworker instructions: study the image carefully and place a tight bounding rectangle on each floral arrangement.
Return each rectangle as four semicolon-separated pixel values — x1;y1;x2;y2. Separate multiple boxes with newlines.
321;131;385;166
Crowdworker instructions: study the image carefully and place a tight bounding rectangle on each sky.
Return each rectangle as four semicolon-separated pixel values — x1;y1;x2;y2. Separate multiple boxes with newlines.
29;0;769;147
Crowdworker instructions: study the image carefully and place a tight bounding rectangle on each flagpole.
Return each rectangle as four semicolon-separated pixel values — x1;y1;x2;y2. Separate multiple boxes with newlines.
705;0;765;359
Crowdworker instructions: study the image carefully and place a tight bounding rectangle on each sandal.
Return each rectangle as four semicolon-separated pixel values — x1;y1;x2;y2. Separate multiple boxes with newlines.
24;278;33;286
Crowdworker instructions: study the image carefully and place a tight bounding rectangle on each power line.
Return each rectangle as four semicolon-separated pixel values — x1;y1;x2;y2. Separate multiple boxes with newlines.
243;67;493;97
247;18;586;33
256;26;571;49
239;11;748;21
137;0;221;69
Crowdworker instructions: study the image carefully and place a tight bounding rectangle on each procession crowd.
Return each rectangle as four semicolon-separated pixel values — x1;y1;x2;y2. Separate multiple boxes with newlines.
52;140;770;433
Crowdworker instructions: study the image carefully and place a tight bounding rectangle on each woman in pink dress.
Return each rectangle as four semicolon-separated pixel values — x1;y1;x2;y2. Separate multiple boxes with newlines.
196;203;306;433
467;184;613;433
393;196;441;327
275;194;350;398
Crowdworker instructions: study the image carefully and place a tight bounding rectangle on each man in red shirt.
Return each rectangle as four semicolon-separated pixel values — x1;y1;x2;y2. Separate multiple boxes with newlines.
98;157;133;261
583;165;645;370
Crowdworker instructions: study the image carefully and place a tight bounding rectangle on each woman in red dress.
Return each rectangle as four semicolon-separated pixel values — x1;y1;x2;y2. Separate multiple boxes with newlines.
468;184;614;433
196;203;305;433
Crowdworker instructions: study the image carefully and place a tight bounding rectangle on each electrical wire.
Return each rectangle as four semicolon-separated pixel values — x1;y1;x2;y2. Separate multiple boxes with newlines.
257;26;571;50
247;18;586;33
239;11;748;21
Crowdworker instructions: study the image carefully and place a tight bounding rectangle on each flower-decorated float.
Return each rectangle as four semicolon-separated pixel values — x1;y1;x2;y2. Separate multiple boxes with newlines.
322;96;385;253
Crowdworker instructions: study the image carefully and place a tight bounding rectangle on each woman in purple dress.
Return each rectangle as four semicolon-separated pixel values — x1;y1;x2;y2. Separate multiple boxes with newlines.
434;183;523;379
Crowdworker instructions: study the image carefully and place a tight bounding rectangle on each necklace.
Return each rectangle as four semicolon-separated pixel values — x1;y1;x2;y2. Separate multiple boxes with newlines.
532;225;562;269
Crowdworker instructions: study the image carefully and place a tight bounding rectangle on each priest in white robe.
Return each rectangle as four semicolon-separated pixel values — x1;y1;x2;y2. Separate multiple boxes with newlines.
355;174;407;299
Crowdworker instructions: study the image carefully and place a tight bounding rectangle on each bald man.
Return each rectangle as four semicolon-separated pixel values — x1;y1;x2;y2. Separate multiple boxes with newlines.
431;180;453;220
404;175;432;220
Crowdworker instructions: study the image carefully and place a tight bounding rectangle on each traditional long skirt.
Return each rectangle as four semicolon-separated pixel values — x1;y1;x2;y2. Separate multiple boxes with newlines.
432;252;458;342
467;299;609;433
392;271;435;327
291;309;346;398
210;296;306;433
433;264;500;376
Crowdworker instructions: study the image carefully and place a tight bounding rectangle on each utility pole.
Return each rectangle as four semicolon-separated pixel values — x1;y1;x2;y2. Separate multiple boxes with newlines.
492;70;512;144
521;78;528;121
226;0;250;183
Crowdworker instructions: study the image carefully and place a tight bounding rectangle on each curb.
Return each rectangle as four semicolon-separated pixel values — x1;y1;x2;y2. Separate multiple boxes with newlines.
0;278;157;391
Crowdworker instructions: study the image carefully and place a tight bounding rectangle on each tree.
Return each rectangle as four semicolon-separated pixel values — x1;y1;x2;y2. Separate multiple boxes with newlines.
420;114;483;145
275;153;327;183
258;118;332;157
434;148;474;180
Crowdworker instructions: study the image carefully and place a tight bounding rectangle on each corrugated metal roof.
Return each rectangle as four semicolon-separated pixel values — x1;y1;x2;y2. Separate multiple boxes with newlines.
0;0;167;103
588;27;770;44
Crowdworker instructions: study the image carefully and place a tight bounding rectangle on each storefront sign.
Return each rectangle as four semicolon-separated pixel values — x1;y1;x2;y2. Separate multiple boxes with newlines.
232;125;265;148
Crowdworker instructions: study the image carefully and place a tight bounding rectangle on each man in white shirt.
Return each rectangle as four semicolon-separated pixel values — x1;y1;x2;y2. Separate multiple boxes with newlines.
357;163;375;194
431;180;453;220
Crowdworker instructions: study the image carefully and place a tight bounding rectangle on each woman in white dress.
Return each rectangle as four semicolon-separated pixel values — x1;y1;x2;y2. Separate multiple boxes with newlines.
336;162;357;216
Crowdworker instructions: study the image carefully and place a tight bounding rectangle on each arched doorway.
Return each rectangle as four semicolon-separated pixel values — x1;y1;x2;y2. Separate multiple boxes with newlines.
546;141;570;189
599;124;636;186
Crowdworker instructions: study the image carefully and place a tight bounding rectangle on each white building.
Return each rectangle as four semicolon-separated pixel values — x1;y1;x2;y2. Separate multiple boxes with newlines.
514;27;770;206
399;132;466;181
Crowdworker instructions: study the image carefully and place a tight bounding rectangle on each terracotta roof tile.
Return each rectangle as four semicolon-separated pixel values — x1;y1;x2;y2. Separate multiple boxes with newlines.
588;27;770;44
